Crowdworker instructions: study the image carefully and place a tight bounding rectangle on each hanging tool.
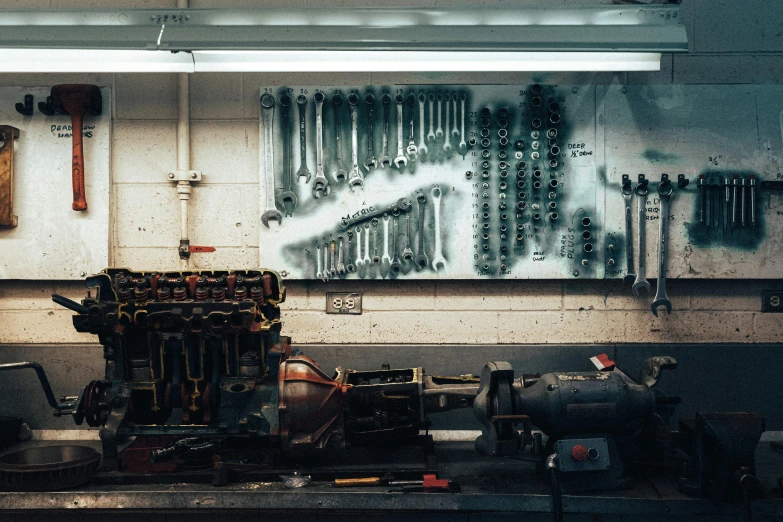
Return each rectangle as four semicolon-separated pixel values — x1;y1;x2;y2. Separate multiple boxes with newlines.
749;175;757;230
312;92;329;198
621;175;635;286
740;177;748;229
347;94;364;190
651;174;673;317
697;174;706;228
331;94;348;183
259;93;282;228
632;175;651;297
295;95;311;184
0;126;19;228
363;93;378;172
49;84;102;211
723;177;730;236
276;94;297;216
731;175;739;233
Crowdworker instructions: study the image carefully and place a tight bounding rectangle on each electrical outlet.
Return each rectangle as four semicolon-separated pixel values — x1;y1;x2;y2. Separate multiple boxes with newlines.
761;290;783;313
326;292;362;315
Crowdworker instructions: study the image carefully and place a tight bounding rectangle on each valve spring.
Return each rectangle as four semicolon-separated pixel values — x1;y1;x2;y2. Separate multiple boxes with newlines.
234;286;248;300
156;287;171;301
250;286;264;303
211;287;226;301
133;287;149;302
118;287;133;301
172;287;187;301
195;287;210;301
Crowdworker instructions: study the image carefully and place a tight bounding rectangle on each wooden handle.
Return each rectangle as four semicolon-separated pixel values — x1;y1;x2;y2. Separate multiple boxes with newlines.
69;111;87;211
334;477;381;487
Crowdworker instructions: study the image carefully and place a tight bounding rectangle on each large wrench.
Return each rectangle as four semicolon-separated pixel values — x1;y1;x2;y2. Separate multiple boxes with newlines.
406;94;418;162
389;213;402;278
329;239;337;278
363;223;371;267
457;93;468;155
426;93;436;143
331;94;348;183
295;95;311;184
336;235;345;275
276;94;297;216
363;94;378;172
378;94;393;168
632;179;651;297
346;230;355;273
371;218;381;265
315;243;322;279
417;93;428;161
322;241;330;282
340;197;412;230
381;213;391;265
430;185;446;271
622;176;636;286
312;92;330;198
651;178;674;317
451;94;459;137
260;93;282;228
394;95;407;169
414;190;429;271
355;227;364;269
435;94;444;138
401;212;414;264
347;94;364;190
442;94;452;154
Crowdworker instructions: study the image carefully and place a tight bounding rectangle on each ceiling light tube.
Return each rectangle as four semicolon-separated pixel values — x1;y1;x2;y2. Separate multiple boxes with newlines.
0;49;193;73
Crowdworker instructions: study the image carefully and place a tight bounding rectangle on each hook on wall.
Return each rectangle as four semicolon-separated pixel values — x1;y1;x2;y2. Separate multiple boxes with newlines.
15;94;33;116
38;96;56;116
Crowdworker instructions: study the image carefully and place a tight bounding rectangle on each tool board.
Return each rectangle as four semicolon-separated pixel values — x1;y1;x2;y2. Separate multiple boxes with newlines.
0;87;110;280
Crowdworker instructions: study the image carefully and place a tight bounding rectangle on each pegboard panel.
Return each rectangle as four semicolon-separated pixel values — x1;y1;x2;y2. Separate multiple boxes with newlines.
0;87;110;280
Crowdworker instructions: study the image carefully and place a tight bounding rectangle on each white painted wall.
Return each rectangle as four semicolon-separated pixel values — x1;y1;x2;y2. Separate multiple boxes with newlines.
0;0;782;346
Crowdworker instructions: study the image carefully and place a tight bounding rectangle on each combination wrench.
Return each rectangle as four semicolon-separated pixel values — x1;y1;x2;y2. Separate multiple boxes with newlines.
417;93;428;161
259;93;283;228
371;218;381;264
442;94;452;155
430;185;447;272
340;197;412;230
363;94;378;172
295;95;311;184
394;95;408;169
401;212;414;264
315;243;322;279
331;94;348;183
621;175;636;286
336;235;345;275
435;94;444;138
355;227;364;269
426;93;436;143
406;94;418;163
347;94;364;190
457;93;468;155
381;213;391;266
378;94;393;168
363;223;372;267
451;94;459;138
346;230;355;273
632;177;651;297
312;92;330;198
322;241;330;282
414;190;429;270
651;177;674;317
329;238;337;278
389;212;402;278
276;93;297;217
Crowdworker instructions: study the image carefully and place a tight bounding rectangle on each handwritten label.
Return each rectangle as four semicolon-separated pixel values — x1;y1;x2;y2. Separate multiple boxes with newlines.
51;125;95;139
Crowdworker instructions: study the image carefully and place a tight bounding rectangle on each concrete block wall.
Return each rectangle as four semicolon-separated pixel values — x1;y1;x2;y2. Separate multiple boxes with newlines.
0;0;782;347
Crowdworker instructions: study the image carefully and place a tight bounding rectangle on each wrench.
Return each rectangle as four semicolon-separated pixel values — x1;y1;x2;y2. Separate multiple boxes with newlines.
417;93;428;162
322;241;330;282
276;94;297;217
651;177;674;317
336;235;345;275
401;212;414;263
347;94;364;191
381;213;391;265
430;185;446;272
451;94;459;137
435;94;444;138
389;213;402;278
363;223;372;267
442;94;452;155
371;218;381;264
363;94;378;172
427;93;436;143
331;94;348;183
355;227;364;269
378;94;393;168
414;190;429;271
622;176;635;286
457;93;468;155
406;94;418;162
315;243;322;279
340;197;412;230
632;179;651;297
312;92;330;198
346;230;356;273
329;238;337;278
295;95;312;184
259;93;283;228
394;95;407;169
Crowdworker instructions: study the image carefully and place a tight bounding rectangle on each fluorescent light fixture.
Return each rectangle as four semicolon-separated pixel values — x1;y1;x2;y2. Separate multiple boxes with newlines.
0;49;193;73
193;51;662;73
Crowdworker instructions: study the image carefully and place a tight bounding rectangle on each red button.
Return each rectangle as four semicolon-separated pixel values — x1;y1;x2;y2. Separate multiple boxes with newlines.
571;444;589;461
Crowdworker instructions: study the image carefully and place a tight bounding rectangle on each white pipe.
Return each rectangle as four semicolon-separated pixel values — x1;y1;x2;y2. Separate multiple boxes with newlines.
177;0;190;269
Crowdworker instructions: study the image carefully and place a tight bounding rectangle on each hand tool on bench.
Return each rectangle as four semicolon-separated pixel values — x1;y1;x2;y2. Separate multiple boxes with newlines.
50;85;102;212
0;126;20;228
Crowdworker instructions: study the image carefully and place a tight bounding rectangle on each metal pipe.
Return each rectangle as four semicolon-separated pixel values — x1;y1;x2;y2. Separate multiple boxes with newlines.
0;362;72;411
177;0;191;268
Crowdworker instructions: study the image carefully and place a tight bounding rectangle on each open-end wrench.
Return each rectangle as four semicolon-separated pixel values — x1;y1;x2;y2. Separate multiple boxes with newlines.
451;94;459;137
389;212;402;279
442;94;452;155
260;94;283;228
417;93;428;161
363;94;378;172
723;176;730;236
315;243;322;279
363;223;372;267
651;177;674;317
431;185;446;272
329;238;337;278
340;197;412;230
426;93;436;143
458;93;468;155
435;94;444;138
347;94;364;190
379;94;393;168
394;95;407;169
346;230;355;273
402;212;414;264
381;213;391;266
406;94;418;163
276;94;297;217
322;241;330;282
622;175;636;286
331;94;348;183
336;235;345;275
414;190;429;271
295;95;311;184
371;218;381;264
355;227;364;269
632;178;651;297
312;92;330;198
